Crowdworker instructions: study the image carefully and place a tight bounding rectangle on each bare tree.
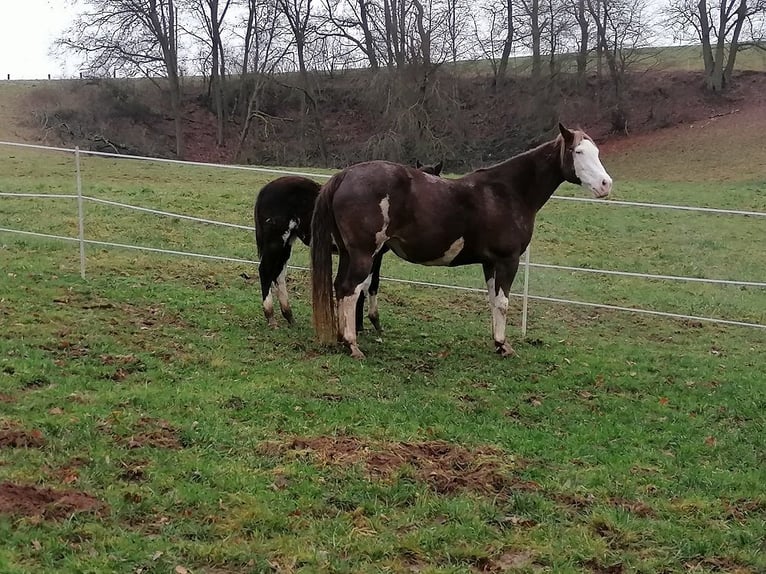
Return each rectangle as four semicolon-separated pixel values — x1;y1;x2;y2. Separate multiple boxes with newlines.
588;0;654;131
234;0;291;159
469;0;517;84
183;0;234;145
58;0;186;158
441;0;472;63
666;0;766;90
320;0;382;69
277;0;330;164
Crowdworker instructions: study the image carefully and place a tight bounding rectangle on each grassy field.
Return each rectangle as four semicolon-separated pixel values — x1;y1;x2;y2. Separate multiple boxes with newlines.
1;126;765;574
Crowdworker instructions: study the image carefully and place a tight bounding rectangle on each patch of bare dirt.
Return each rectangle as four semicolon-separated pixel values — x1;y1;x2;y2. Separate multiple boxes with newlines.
723;499;766;521
0;422;46;448
259;436;533;496
683;557;756;573
119;417;182;449
583;559;624;574
0;481;104;520
0;393;16;404
43;457;89;485
471;549;537;572
609;496;656;518
99;353;146;382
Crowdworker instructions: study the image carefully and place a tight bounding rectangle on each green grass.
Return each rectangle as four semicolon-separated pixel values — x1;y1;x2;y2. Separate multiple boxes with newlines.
1;141;765;573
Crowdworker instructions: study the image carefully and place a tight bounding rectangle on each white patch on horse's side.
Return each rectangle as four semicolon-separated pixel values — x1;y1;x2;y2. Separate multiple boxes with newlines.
374;196;390;249
423;237;465;266
573;139;612;198
274;268;290;311
282;219;299;246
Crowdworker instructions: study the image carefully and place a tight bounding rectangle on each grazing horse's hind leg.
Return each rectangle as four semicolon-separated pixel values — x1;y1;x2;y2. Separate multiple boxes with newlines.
335;249;375;359
366;249;386;332
354;249;385;333
484;259;520;357
259;245;293;327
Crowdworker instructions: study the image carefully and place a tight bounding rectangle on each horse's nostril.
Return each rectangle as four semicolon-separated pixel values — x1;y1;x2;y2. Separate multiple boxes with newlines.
602;179;609;187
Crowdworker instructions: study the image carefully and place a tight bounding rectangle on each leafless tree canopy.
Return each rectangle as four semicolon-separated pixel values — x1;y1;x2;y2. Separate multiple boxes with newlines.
56;0;765;160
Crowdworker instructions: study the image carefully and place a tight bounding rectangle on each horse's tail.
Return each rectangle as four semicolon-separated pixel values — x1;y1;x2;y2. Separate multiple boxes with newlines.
311;172;344;344
253;195;263;257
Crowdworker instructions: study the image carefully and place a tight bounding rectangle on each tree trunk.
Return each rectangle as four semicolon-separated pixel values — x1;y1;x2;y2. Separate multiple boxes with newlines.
497;0;514;82
358;0;379;70
723;0;747;86
530;0;541;81
576;0;589;82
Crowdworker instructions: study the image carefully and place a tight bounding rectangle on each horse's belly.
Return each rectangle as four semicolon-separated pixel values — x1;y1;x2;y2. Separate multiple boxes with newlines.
387;236;467;267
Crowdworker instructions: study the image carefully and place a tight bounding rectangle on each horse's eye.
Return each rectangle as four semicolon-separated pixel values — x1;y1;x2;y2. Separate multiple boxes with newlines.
575;150;583;155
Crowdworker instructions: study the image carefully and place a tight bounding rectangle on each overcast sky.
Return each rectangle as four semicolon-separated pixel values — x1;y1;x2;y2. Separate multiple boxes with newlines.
0;0;77;80
0;0;682;81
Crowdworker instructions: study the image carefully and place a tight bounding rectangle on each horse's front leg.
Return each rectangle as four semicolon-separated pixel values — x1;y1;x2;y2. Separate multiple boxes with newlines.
484;258;519;357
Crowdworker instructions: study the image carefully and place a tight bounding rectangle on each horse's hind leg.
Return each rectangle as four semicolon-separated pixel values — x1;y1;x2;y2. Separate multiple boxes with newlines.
366;249;386;332
355;291;367;333
259;247;281;328
259;244;292;327
335;249;375;359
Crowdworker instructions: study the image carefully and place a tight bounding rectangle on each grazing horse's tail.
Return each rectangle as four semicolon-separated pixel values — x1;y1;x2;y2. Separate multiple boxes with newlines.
311;172;344;344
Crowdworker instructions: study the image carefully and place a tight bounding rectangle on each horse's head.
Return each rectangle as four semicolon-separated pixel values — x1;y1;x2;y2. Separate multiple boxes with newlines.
558;123;612;198
415;160;444;176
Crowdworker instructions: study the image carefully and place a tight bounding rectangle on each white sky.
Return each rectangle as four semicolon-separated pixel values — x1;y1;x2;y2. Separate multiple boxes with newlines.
0;0;77;80
0;0;681;81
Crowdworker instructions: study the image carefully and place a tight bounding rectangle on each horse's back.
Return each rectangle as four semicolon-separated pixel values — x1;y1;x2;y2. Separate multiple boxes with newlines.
255;176;321;249
256;176;321;214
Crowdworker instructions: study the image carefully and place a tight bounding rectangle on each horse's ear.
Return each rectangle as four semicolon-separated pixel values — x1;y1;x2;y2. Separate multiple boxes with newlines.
434;161;443;175
415;159;422;168
559;122;574;145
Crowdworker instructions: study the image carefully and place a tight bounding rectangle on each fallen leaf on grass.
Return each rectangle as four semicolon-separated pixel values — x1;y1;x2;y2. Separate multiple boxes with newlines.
704;436;717;447
175;566;189;574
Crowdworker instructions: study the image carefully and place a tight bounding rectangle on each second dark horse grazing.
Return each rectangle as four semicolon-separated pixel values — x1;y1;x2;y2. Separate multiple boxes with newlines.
254;161;443;328
311;124;613;358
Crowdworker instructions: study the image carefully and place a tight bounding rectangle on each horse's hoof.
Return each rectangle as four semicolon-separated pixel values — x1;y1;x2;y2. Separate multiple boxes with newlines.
349;345;366;359
369;318;382;332
495;342;517;357
282;310;294;325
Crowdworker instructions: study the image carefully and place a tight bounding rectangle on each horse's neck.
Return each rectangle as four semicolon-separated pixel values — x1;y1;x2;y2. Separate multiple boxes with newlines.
485;140;564;212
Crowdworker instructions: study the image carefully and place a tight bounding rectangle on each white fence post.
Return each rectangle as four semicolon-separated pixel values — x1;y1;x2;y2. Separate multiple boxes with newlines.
75;147;86;279
521;244;531;337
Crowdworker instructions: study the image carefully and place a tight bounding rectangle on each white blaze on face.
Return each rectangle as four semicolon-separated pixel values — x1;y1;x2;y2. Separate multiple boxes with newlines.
423;237;465;266
573;139;612;198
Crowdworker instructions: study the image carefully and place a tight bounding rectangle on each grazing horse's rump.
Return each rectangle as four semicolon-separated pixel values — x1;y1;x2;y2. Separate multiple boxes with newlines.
311;124;613;358
254;162;443;329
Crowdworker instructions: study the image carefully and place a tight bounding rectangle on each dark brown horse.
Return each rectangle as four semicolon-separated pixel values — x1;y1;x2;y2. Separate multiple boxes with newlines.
311;124;612;358
254;161;443;328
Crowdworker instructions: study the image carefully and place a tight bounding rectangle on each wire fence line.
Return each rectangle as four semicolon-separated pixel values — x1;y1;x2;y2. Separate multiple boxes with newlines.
3;139;766;217
1;141;765;333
